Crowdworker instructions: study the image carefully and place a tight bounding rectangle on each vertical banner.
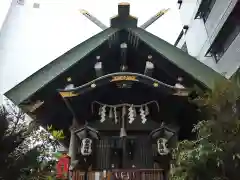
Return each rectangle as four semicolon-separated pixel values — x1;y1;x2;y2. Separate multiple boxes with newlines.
56;154;70;179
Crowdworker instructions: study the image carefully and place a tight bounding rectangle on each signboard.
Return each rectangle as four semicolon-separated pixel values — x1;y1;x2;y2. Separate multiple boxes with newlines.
112;170;138;180
111;76;138;82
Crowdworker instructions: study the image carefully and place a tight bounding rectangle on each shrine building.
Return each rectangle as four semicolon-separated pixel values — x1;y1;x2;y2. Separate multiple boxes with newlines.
5;3;225;180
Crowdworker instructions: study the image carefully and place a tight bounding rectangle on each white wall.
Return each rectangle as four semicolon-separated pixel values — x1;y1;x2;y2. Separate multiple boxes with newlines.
0;0;102;94
177;0;208;57
185;19;208;57
177;0;240;77
178;0;199;26
177;0;216;67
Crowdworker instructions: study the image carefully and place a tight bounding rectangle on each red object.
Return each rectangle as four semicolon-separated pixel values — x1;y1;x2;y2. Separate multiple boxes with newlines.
56;155;70;179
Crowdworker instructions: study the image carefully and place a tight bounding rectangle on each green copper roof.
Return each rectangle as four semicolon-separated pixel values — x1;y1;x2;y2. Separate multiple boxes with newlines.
5;28;118;105
130;28;225;89
5;27;225;105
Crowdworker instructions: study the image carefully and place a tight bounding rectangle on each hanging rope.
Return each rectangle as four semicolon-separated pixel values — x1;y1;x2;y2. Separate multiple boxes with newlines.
139;106;147;124
128;105;134;124
100;105;106;123
91;100;160;113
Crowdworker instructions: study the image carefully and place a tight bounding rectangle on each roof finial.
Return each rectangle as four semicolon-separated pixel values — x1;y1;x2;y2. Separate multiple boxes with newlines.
118;2;130;5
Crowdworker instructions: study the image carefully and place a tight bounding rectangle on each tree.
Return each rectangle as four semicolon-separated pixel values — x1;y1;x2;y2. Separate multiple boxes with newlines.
170;80;240;180
0;104;39;180
0;101;64;180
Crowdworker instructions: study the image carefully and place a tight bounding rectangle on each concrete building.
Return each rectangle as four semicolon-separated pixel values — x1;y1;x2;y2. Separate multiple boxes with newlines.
175;0;240;79
0;0;100;95
0;0;44;95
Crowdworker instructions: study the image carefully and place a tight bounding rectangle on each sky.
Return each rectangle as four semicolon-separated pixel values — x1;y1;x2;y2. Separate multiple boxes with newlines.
0;0;182;104
0;0;12;30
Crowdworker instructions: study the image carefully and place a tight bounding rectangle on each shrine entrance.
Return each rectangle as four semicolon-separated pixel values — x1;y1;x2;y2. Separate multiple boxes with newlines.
53;70;198;180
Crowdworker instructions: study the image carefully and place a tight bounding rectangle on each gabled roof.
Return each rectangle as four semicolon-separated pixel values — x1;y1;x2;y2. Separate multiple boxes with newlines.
5;28;225;105
5;3;227;106
130;28;225;89
5;28;118;105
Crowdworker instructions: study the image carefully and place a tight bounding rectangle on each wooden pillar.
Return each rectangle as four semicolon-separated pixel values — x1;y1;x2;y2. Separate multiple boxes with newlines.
120;106;127;168
69;119;78;165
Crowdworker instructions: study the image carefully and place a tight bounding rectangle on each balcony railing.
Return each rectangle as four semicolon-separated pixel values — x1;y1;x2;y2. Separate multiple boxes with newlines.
205;1;240;62
195;0;216;23
72;169;165;180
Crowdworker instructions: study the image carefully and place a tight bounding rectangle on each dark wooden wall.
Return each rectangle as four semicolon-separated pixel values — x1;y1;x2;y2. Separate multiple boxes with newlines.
91;136;157;170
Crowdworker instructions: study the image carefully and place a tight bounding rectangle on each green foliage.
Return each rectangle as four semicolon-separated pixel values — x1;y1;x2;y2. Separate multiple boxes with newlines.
231;68;240;88
0;105;40;180
47;125;64;140
0;102;65;180
170;80;240;180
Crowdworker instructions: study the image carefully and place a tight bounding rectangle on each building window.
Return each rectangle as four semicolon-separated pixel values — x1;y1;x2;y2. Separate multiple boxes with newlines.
181;42;188;53
33;3;40;8
195;0;216;23
17;0;24;5
206;1;240;62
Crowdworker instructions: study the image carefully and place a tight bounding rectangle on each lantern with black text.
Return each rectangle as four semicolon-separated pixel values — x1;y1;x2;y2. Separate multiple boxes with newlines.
157;138;169;155
149;122;176;156
80;138;93;156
